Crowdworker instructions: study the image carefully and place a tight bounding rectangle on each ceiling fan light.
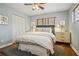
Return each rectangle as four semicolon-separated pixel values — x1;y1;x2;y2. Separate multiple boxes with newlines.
32;5;36;10
35;5;40;10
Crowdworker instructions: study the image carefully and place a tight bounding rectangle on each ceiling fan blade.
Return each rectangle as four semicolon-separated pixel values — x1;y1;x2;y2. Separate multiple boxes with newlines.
24;3;32;5
38;5;44;9
24;3;46;5
40;3;46;4
24;3;45;10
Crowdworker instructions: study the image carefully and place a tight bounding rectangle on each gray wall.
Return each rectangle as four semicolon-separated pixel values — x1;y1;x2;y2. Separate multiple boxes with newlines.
31;11;69;32
0;4;31;47
69;3;79;54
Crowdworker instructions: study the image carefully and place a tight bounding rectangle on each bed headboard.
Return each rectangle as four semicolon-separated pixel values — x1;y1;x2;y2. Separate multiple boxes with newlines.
31;17;56;34
36;25;55;34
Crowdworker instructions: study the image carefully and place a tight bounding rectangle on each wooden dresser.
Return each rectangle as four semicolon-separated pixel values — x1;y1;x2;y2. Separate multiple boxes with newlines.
55;32;70;43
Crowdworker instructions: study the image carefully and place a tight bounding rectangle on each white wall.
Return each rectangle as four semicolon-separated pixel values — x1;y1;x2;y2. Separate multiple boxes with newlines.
31;11;69;32
0;4;31;47
69;3;79;55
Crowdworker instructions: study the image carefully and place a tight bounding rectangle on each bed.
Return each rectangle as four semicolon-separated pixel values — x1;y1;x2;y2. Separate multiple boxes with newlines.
16;25;56;56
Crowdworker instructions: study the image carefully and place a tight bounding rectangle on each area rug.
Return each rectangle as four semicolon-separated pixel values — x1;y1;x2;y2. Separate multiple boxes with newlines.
3;45;65;56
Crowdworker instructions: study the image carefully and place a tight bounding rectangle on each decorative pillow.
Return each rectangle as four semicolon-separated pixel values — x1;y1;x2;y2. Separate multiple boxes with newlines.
35;28;52;33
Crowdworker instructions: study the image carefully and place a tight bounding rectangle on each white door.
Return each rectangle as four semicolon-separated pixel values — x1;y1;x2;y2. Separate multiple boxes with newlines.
12;15;25;40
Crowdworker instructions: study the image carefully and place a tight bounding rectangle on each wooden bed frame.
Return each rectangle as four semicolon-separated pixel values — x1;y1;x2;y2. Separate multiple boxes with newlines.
35;17;56;35
36;25;55;35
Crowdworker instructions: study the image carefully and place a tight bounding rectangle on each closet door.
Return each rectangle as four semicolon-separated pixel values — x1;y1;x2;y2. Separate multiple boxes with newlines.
12;15;25;40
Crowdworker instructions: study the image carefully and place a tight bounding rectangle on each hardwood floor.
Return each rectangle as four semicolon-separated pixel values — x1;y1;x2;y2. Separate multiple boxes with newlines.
55;42;77;56
0;43;17;56
0;42;77;56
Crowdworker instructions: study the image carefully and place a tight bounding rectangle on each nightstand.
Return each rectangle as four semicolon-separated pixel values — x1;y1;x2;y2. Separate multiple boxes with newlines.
55;32;70;43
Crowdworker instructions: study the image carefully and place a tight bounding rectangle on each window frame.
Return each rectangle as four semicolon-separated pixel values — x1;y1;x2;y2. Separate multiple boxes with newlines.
72;4;79;22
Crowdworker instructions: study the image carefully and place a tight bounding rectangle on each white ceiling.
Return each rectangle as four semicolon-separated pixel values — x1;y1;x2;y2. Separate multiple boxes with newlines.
5;3;72;16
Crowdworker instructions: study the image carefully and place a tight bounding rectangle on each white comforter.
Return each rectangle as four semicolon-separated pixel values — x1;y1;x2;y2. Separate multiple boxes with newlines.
24;32;56;43
16;32;56;54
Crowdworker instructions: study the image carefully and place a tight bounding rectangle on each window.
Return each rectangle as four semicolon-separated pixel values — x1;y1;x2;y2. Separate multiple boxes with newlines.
73;4;79;22
55;20;65;32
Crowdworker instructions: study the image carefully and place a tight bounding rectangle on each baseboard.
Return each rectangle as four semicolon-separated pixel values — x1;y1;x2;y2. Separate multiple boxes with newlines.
0;41;15;48
70;44;79;56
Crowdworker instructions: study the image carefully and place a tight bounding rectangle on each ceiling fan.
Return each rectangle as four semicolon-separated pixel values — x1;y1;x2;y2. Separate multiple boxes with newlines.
24;3;45;11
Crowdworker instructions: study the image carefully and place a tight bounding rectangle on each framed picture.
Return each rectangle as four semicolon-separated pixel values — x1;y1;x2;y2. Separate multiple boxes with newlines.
0;15;8;24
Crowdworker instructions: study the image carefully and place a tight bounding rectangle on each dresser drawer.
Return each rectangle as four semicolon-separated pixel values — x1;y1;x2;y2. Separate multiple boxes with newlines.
56;32;70;43
60;35;65;38
56;35;65;39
